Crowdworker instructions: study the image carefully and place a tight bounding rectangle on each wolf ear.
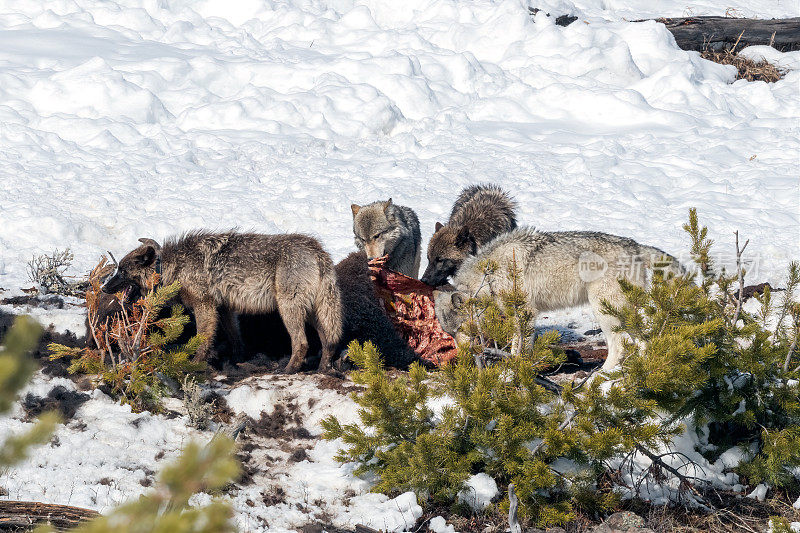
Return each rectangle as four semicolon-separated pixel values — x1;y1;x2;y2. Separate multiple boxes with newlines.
351;204;361;217
383;198;393;213
455;229;477;254
135;246;157;267
435;221;444;232
138;238;161;253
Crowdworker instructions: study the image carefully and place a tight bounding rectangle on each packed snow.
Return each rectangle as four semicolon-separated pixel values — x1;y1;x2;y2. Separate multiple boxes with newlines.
1;0;798;293
1;0;799;530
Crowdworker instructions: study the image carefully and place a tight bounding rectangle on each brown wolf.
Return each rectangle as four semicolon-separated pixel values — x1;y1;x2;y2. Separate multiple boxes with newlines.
351;199;422;278
102;232;342;373
421;184;517;287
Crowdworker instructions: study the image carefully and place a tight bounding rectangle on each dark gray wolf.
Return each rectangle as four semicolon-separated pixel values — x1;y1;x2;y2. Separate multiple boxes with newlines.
334;251;416;368
421;184;516;286
434;228;682;370
102;232;342;373
351;199;421;278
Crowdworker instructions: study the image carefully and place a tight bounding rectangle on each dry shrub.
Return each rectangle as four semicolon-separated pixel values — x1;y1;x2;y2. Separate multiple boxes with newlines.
701;33;785;83
49;257;206;412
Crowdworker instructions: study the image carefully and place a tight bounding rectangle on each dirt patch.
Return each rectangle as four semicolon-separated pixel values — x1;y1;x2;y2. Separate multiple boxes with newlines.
22;385;90;422
288;447;309;463
249;403;311;440
316;374;360;395
262;485;287;507
0;307;83;377
0;294;66;308
205;391;235;424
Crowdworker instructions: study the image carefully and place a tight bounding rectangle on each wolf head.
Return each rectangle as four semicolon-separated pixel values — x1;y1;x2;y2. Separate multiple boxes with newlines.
102;238;162;294
351;199;404;260
433;288;467;336
420;222;477;286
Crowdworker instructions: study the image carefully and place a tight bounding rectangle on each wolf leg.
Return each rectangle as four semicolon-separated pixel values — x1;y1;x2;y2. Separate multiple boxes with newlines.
587;286;627;370
316;322;335;372
279;302;309;373
219;307;245;361
193;302;220;361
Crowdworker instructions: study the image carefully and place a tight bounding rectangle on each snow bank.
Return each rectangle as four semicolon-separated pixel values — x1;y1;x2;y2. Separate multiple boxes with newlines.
739;46;800;71
458;472;499;511
429;516;457;533
1;378;205;512
0;0;797;297
611;420;746;505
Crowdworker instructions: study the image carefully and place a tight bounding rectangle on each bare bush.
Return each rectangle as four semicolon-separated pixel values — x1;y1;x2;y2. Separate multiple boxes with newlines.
183;376;213;430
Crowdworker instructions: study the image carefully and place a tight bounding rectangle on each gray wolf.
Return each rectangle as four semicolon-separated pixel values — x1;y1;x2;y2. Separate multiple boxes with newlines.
351;199;421;278
102;232;342;373
334;251;416;368
434;228;681;370
421;184;516;287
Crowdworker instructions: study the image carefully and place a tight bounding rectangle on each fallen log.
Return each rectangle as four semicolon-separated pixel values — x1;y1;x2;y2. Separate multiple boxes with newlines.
529;8;800;52
0;500;98;531
642;16;800;52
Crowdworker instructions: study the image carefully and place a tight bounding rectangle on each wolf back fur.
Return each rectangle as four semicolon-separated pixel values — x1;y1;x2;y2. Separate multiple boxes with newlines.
435;228;682;370
335;251;416;368
351;199;422;278
421;184;517;286
102;231;343;372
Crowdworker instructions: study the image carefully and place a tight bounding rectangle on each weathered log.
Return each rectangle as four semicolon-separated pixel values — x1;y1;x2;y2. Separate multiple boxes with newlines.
645;16;800;52
530;8;800;52
0;500;98;531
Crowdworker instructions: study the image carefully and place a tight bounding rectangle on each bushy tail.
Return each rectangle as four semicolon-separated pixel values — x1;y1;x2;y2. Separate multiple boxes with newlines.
315;266;343;348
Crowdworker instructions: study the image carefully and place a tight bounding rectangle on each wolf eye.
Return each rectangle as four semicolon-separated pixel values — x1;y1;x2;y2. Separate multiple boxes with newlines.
372;232;382;240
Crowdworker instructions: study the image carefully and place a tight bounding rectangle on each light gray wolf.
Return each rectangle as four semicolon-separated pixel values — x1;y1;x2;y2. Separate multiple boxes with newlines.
351;199;421;278
434;228;681;370
102;232;342;373
421;184;516;287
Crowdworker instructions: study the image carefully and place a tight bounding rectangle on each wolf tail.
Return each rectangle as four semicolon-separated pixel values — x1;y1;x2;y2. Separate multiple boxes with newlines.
315;262;343;348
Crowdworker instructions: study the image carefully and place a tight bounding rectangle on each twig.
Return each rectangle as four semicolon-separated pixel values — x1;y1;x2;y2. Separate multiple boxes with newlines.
507;483;522;533
481;347;563;393
731;29;745;53
732;231;749;327
783;336;797;372
634;444;715;510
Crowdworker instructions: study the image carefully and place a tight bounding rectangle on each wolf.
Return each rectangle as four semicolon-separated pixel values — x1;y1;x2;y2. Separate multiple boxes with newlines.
351;199;422;278
421;184;517;287
102;232;342;373
334;251;416;368
434;228;682;370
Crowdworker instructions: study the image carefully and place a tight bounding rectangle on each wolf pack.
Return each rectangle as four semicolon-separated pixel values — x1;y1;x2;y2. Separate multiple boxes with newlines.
103;184;681;373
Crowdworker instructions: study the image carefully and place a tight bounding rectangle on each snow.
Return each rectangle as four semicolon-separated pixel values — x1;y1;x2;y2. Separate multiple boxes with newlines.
611;419;746;506
3;377;204;511
1;0;798;528
739;46;800;71
429;516;457;533
1;0;798;298
746;483;768;502
457;472;499;511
